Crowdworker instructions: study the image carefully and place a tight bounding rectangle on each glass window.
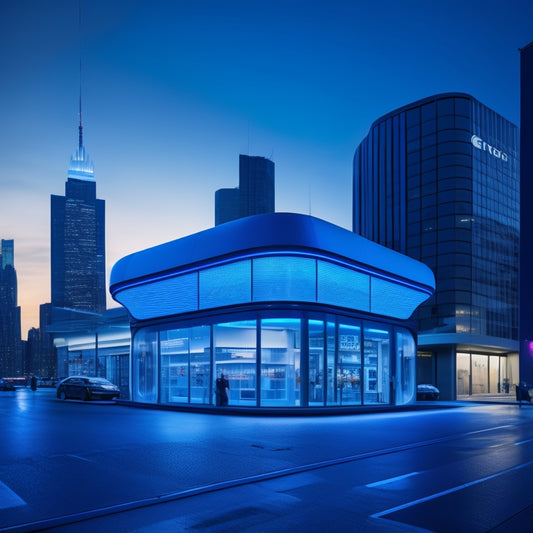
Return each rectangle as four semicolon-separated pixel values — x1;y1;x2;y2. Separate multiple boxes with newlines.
326;321;337;405
160;328;189;404
261;318;301;407
472;354;488;394
337;323;361;405
309;320;325;406
437;98;454;116
421;102;436;122
457;352;471;395
421;120;436;136
454;98;470;117
132;328;158;404
406;108;420;127
214;321;256;406
187;326;211;404
364;324;391;404
438;116;455;131
489;355;501;393
396;328;416;404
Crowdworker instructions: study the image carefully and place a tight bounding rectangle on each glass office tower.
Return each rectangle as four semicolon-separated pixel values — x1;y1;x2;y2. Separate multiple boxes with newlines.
215;154;275;225
353;93;519;399
520;43;533;385
0;239;22;376
51;132;106;313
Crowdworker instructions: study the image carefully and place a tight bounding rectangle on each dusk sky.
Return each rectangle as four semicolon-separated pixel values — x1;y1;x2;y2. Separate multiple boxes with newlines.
1;0;532;337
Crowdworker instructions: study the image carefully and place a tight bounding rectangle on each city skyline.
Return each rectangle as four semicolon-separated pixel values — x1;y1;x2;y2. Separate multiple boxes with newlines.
1;0;532;337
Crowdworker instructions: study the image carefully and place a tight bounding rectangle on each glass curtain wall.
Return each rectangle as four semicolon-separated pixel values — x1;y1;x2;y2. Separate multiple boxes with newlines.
131;314;416;407
456;352;512;396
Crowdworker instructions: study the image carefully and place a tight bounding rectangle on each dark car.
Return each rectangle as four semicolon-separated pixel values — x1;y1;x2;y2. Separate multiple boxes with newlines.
56;376;120;401
0;379;15;391
417;384;440;401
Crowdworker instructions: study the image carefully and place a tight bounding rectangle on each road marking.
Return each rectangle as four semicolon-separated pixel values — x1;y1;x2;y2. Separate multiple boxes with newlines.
515;438;533;446
0;481;26;509
371;458;533;519
66;454;94;463
366;472;420;488
3;423;520;532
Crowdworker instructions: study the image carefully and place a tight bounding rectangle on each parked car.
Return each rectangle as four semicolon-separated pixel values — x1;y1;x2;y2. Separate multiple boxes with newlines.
0;379;15;391
56;376;120;401
417;383;440;401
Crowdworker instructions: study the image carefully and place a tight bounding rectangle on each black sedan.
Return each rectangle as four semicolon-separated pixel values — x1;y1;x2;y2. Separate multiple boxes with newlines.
417;383;440;401
56;376;120;401
0;379;15;391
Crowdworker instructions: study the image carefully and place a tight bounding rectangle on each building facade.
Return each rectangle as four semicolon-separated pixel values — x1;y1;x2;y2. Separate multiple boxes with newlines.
51;131;106;313
111;213;434;410
0;239;22;377
353;93;519;399
520;43;533;385
215;154;275;225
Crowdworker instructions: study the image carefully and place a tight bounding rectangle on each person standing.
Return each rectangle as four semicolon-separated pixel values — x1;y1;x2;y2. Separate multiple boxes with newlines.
215;373;230;406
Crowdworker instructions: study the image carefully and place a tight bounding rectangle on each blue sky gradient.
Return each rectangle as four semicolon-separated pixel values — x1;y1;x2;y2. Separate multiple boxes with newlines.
1;0;532;335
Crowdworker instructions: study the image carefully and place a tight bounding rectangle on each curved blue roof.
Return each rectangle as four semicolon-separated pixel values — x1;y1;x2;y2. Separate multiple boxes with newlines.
110;213;435;292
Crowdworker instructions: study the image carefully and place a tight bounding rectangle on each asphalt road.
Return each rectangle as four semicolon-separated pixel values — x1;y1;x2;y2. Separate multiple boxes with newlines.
1;388;533;532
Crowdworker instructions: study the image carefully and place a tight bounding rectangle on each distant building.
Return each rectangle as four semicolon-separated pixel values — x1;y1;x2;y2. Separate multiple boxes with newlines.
353;93;519;400
39;303;57;377
50;123;106;313
215;154;275;225
0;239;22;376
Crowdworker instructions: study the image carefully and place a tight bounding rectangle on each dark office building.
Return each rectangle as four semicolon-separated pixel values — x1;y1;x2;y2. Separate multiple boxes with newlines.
215;154;275;225
0;239;22;376
214;188;240;226
51;128;106;313
353;93;519;399
520;42;533;385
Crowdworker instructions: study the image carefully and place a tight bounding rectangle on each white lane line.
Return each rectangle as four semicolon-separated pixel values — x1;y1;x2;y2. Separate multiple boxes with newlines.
371;458;533;519
515;438;533;446
366;472;420;488
0;481;26;509
66;454;94;463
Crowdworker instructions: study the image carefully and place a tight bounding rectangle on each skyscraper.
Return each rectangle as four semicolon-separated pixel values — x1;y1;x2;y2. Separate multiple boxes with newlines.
520;42;533;385
0;239;22;376
51;119;106;313
353;93;519;400
215;154;275;225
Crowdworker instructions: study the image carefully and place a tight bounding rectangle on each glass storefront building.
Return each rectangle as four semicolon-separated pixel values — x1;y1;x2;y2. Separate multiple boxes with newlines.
110;213;435;410
353;93;520;399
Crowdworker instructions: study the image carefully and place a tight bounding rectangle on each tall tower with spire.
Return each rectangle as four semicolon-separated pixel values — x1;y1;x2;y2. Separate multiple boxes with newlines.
50;71;106;313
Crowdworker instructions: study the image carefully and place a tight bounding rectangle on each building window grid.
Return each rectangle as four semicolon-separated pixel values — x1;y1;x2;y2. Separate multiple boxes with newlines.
134;315;409;408
354;94;518;339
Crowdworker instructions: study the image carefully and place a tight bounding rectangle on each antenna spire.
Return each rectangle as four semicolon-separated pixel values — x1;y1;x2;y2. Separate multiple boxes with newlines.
78;0;83;148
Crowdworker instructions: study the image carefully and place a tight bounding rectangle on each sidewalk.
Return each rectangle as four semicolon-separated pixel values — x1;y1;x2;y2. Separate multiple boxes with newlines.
458;393;518;404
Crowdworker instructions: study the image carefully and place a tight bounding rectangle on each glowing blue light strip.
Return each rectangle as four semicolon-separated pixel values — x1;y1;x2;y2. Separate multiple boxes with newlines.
112;249;433;297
